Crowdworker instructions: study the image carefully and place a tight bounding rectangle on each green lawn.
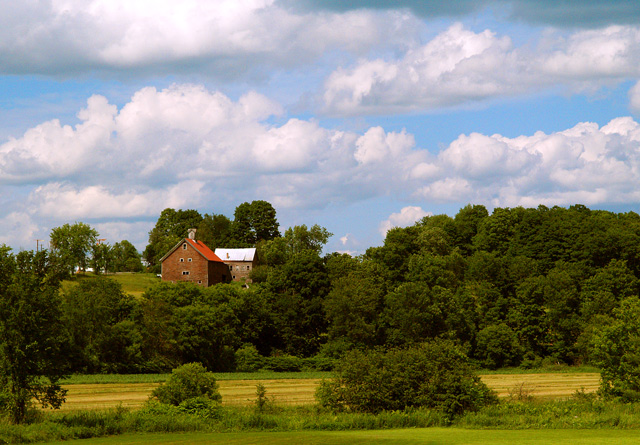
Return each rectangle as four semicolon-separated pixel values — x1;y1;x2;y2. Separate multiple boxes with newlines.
42;428;640;444
60;272;160;298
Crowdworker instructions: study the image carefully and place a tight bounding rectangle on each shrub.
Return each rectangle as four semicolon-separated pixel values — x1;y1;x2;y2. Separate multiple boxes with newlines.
316;340;497;417
475;323;523;369
235;344;264;372
264;354;303;372
150;363;221;406
302;355;336;371
177;397;222;419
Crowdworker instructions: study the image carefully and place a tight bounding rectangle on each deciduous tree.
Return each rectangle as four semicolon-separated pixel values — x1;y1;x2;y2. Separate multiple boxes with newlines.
50;222;98;276
0;248;68;423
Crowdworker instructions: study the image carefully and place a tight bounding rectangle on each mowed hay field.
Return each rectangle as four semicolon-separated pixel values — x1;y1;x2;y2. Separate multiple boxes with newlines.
55;372;600;411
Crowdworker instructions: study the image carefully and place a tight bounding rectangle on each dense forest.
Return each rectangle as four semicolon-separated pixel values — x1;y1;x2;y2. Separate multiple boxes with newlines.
6;202;640;375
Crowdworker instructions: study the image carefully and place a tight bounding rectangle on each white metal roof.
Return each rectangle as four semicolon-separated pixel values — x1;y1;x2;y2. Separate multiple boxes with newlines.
214;248;256;262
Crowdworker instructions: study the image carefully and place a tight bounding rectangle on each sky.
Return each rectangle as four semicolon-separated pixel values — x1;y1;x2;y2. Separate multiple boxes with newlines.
2;0;640;255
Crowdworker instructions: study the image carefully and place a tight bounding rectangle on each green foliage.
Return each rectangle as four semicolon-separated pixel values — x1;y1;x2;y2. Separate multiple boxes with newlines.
254;383;274;414
177;396;222;419
232;200;280;246
50;222;99;276
30;202;640;380
475;324;523;369
197;213;233;250
591;297;640;401
151;363;222;406
383;283;450;345
111;240;143;272
0;248;68;424
264;354;303;372
235;345;264;372
171;303;238;371
324;262;385;351
316;340;497;416
259;224;332;266
62;277;141;373
144;208;203;267
91;242;114;274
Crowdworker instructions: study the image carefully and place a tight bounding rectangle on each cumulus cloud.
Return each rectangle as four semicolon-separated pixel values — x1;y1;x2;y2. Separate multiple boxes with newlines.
323;24;640;115
379;206;431;236
6;83;640;252
0;212;43;250
28;181;205;220
0;84;430;239
0;0;415;77
418;117;640;207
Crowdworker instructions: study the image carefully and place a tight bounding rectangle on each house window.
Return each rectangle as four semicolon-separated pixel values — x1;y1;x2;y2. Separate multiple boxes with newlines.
182;271;190;275
236;265;239;271
180;258;184;262
233;275;236;279
182;243;187;250
228;265;232;270
188;258;192;262
247;265;251;270
198;280;202;284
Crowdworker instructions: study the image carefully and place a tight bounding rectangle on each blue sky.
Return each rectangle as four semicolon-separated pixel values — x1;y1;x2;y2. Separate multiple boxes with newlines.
2;0;640;255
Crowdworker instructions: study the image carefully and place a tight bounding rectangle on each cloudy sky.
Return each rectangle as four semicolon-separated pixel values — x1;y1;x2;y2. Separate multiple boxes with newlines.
2;0;640;254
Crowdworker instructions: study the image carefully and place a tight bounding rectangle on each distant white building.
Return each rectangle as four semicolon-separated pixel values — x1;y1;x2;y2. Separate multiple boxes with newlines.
214;248;257;283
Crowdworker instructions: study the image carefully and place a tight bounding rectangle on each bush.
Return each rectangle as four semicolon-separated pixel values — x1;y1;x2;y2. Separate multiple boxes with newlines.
150;363;221;406
302;355;336;371
264;354;303;372
177;397;222;419
475;323;523;369
235;345;264;372
316;340;497;417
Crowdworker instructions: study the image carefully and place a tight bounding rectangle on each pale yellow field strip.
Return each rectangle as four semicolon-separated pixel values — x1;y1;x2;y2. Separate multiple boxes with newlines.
480;373;600;400
52;373;601;411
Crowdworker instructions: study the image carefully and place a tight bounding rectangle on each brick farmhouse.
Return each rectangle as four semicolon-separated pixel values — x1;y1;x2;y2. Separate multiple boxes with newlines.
214;248;256;283
160;230;230;286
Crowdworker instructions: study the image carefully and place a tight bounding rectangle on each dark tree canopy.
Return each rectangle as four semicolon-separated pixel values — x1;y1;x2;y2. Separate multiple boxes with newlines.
144;208;203;267
232;200;280;245
197;213;233;249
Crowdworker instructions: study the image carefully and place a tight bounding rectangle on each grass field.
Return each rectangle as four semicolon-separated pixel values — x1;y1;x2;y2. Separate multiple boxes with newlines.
41;428;640;444
60;272;160;298
54;372;601;412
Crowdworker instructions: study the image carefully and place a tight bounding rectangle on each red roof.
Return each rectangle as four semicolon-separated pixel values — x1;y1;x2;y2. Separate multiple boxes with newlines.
185;238;225;263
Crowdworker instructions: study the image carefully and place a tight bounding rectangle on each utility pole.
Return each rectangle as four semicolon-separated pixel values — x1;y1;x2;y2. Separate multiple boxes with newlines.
35;239;44;251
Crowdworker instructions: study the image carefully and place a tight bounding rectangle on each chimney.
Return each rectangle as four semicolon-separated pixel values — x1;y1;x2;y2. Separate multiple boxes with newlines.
188;228;197;240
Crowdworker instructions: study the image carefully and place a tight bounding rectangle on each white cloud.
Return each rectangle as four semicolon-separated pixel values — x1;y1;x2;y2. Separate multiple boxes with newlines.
379;206;431;236
0;212;43;249
28;181;205;220
423;117;640;207
0;1;415;77
323;24;640;115
6;83;640;252
630;80;640;113
0;95;117;183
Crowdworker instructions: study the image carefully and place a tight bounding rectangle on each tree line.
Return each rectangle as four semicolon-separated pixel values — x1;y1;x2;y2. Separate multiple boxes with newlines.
4;202;640;422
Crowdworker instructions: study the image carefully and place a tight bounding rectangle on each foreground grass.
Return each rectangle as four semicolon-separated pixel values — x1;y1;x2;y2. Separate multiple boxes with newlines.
41;428;640;445
8;397;640;444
